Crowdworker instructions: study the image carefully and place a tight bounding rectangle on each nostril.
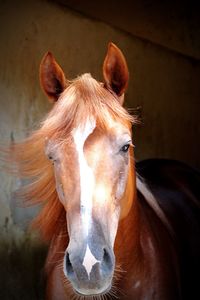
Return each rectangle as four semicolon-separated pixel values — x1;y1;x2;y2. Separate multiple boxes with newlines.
65;252;74;276
102;248;113;270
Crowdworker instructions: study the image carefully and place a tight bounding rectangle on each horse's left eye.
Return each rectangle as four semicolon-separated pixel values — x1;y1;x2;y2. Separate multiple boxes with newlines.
120;144;130;153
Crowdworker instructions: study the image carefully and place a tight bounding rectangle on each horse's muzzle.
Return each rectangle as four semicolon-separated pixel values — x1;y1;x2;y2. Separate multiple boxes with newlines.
64;244;115;295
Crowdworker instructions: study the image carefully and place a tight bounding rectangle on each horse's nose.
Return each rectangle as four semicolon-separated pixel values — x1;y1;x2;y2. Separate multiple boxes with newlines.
64;245;115;295
101;247;114;275
65;252;76;281
65;246;114;279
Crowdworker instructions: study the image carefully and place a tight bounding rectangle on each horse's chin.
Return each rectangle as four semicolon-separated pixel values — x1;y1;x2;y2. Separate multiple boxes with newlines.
74;284;111;297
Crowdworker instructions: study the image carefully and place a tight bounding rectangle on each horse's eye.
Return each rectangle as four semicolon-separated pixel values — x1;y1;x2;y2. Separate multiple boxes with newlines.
120;144;130;153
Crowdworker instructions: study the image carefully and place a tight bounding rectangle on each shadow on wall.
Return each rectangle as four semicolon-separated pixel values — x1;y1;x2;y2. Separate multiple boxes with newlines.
0;233;47;300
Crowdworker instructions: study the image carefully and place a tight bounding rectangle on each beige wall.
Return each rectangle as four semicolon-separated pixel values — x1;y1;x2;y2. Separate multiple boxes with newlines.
60;0;200;60
0;0;200;235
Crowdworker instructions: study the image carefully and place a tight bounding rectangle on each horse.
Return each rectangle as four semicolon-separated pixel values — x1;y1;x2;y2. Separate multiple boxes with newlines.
5;43;200;299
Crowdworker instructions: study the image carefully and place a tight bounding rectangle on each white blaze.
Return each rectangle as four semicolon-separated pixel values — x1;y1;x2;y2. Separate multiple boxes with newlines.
72;118;96;236
82;245;100;278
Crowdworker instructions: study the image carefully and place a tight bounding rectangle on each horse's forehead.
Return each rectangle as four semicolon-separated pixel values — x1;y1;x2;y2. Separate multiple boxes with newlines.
72;117;96;148
72;117;130;148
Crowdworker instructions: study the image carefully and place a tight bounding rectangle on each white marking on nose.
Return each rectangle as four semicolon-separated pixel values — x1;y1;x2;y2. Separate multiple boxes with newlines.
83;245;100;278
72;118;96;236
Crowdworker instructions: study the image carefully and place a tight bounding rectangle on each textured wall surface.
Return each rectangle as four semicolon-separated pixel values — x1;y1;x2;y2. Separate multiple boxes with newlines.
59;0;200;60
0;1;199;296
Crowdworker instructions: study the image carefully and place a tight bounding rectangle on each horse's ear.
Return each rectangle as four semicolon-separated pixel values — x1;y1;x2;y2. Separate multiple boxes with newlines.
103;43;129;105
39;52;67;102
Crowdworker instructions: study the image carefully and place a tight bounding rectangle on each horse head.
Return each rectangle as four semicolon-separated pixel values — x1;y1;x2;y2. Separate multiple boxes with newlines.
39;43;136;296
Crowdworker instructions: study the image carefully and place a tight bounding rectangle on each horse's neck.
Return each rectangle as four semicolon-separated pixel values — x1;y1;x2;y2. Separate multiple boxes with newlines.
115;191;181;299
